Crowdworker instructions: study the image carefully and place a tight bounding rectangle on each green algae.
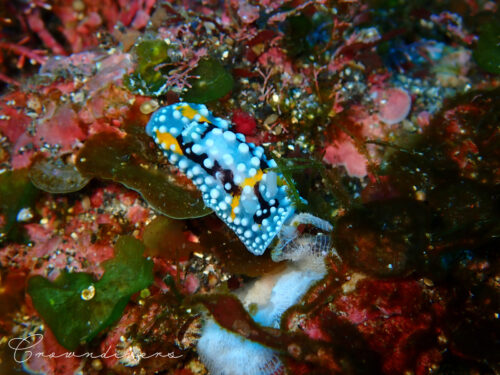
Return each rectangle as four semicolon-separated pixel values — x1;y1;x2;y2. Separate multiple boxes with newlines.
183;58;233;103
143;216;197;259
271;157;333;217
0;169;39;244
124;39;172;96
283;11;332;58
284;13;313;57
29;156;90;194
473;23;500;75
124;43;233;100
27;235;154;350
271;158;308;211
76;130;211;219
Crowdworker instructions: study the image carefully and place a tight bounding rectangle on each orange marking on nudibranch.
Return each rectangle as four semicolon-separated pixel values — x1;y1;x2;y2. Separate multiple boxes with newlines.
156;130;184;155
230;195;240;220
230;170;264;219
241;170;264;189
176;104;211;123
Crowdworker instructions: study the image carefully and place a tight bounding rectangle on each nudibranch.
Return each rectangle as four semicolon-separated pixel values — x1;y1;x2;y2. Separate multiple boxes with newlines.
146;102;296;255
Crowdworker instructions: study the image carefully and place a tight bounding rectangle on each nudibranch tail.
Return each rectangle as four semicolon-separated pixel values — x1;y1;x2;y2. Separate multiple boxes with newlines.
146;102;296;255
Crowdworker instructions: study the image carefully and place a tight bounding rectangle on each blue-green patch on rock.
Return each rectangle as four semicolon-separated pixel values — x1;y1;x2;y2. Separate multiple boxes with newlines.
27;236;154;350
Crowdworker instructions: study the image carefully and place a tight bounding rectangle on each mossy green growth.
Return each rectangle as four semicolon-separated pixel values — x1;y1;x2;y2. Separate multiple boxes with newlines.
284;13;313;57
76;130;211;219
473;23;500;75
283;11;333;58
183;58;233;103
124;39;171;96
27;236;154;350
0;169;39;244
271;157;324;211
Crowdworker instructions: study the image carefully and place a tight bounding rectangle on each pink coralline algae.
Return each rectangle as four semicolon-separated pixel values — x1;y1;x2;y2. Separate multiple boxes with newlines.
372;87;412;125
323;135;368;178
0;185;145;281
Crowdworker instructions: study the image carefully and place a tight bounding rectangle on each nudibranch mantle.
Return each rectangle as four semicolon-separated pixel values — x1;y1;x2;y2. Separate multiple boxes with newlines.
146;102;295;255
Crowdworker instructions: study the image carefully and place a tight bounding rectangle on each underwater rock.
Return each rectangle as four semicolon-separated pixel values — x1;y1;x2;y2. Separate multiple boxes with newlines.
334;199;431;278
197;223;284;278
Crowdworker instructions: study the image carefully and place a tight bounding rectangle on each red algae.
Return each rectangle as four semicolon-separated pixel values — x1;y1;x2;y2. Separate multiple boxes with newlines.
323;136;368;178
232;109;258;135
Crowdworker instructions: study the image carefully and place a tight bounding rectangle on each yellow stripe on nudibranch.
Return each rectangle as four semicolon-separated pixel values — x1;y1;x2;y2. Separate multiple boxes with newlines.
242;169;264;189
155;130;184;155
176;104;211;123
230;195;240;220
230;170;264;219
